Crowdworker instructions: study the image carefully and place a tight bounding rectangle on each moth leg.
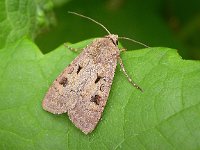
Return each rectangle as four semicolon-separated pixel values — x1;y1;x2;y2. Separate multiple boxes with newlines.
117;57;143;92
119;48;126;52
64;43;82;52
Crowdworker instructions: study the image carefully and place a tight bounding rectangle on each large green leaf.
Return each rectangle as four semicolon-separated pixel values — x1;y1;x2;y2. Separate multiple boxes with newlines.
1;0;200;149
0;37;200;149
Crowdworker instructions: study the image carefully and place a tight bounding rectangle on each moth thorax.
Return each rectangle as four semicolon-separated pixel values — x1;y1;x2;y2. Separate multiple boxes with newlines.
105;34;118;46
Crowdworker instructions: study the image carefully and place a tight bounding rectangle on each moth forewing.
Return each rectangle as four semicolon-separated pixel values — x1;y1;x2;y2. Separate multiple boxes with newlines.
42;36;119;134
43;11;145;134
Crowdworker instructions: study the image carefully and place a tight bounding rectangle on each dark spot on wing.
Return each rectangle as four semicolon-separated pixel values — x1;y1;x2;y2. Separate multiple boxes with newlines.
100;84;105;92
59;77;68;87
90;95;101;105
95;75;102;83
77;65;82;74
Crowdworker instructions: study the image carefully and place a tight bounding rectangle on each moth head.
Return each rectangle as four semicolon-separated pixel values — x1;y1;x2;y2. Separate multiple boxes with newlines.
105;34;119;46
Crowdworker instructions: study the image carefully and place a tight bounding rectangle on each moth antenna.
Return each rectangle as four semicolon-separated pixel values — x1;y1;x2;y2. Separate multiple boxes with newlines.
68;11;111;35
118;57;143;92
118;36;149;48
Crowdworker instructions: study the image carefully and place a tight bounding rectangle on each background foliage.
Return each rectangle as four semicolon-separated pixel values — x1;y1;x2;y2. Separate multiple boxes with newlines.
0;0;200;150
35;0;200;59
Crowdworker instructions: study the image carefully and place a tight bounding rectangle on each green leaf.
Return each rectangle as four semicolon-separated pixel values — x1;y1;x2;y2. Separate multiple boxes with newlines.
0;37;200;150
0;0;55;49
1;0;200;149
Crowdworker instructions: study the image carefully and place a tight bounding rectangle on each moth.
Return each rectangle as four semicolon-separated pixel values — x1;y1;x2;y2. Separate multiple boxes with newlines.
42;11;148;134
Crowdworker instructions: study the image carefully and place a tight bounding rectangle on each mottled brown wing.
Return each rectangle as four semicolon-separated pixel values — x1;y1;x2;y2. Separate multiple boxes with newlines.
42;37;119;134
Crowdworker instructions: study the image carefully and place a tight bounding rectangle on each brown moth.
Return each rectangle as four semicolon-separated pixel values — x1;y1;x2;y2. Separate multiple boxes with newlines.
42;12;148;134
